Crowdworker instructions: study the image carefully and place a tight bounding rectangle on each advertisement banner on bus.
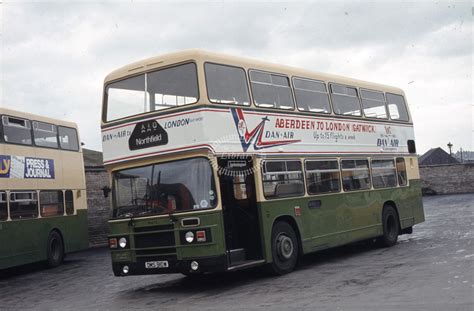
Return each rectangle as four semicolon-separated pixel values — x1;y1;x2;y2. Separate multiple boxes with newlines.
0;155;55;179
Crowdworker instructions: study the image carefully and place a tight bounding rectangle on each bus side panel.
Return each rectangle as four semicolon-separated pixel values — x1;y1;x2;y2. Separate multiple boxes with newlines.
408;179;424;225
406;157;425;225
257;179;425;263
32;210;89;261
0;220;36;269
257;199;309;263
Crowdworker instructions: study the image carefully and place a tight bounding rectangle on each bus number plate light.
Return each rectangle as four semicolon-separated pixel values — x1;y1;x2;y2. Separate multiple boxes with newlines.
196;230;206;242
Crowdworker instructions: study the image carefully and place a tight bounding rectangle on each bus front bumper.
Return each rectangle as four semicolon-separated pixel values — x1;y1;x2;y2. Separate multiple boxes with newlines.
112;255;228;276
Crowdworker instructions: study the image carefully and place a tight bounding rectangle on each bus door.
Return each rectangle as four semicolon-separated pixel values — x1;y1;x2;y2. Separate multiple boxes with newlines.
218;157;263;266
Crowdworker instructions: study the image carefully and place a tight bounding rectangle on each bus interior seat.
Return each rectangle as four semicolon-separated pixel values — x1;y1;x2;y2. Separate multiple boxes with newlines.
275;183;303;197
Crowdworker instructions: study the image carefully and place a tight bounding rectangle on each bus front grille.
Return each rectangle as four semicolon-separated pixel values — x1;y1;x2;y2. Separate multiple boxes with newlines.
134;231;176;248
134;224;174;233
135;248;177;256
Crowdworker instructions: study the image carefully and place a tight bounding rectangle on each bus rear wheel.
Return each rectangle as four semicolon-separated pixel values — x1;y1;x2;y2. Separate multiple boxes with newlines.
377;205;400;247
268;221;298;275
47;231;64;268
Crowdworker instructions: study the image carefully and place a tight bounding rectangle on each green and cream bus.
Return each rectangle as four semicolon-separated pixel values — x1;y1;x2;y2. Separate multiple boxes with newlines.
0;108;88;270
102;50;424;276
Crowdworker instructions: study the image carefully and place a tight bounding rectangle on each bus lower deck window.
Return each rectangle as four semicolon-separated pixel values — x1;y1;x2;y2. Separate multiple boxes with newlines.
396;158;408;186
40;191;65;217
65;190;75;215
305;159;340;194
371;159;397;188
10;191;38;220
341;159;371;191
262;160;304;198
0;192;7;221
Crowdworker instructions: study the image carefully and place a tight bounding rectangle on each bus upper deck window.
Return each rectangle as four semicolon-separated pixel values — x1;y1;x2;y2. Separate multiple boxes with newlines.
33;121;58;148
250;70;294;110
2;116;32;145
58;126;79;151
105;63;199;121
330;84;361;116
293;78;331;114
386;93;409;121
360;89;388;119
205;63;250;106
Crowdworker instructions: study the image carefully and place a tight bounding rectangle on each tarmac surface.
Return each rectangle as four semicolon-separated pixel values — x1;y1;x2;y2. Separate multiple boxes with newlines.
1;194;473;310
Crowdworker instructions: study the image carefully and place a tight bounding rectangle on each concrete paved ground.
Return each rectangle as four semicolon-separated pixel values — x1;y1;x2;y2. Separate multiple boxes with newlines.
0;194;473;310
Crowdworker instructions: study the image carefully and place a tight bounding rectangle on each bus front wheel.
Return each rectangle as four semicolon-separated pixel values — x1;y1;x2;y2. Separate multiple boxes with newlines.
377;205;400;247
268;221;298;275
47;231;64;267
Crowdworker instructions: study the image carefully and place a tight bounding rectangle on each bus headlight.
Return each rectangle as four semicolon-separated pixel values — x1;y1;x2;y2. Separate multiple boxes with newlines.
185;231;194;243
119;237;127;248
190;261;199;271
122;265;129;274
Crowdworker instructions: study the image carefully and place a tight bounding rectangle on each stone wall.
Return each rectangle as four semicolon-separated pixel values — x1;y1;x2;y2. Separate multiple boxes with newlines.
419;163;474;195
85;167;111;247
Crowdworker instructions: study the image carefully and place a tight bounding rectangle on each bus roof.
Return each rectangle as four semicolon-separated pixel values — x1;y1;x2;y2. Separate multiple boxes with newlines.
104;49;405;95
0;107;78;129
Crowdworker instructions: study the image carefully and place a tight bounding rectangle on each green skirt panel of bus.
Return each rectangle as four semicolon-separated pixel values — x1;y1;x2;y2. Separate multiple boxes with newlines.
108;210;227;275
258;179;424;262
0;209;89;270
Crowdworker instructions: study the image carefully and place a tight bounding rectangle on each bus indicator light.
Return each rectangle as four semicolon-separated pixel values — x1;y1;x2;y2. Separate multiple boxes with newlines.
109;238;118;249
196;230;206;242
294;206;301;217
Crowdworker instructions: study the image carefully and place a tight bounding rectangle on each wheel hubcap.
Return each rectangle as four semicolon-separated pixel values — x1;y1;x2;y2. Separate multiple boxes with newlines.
276;234;294;261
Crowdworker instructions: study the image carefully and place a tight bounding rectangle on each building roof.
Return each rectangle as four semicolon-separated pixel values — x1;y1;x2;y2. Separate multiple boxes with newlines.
82;148;104;168
419;147;460;166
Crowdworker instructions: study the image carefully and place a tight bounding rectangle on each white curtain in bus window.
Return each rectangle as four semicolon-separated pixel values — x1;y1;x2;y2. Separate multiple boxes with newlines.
371;159;397;188
0;192;7;221
33;121;58;148
106;74;147;121
360;89;388;119
386;93;409;121
305;160;340;194
262;160;304;198
250;71;294;109
1;116;32;145
40;191;65;217
396;157;408;186
330;84;361;116
341;159;371;191
9;192;38;220
293;78;331;113
205;63;250;105
147;63;198;110
58;126;79;151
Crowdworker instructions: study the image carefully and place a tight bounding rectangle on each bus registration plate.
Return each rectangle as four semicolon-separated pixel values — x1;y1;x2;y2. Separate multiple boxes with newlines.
145;261;169;269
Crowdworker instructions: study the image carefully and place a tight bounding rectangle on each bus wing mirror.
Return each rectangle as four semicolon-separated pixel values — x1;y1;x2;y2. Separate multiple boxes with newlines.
102;186;111;198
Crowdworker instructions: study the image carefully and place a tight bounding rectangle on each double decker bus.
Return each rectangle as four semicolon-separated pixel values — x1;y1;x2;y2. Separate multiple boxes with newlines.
102;50;424;276
0;108;88;270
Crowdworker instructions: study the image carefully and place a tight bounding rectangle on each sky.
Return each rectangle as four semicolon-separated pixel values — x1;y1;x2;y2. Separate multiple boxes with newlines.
1;0;472;154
